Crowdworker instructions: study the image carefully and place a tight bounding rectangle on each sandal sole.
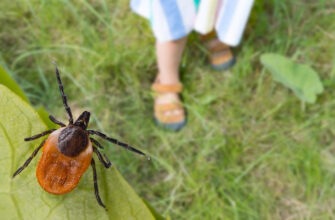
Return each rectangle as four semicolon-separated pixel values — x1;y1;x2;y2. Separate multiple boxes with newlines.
211;57;236;71
154;117;187;132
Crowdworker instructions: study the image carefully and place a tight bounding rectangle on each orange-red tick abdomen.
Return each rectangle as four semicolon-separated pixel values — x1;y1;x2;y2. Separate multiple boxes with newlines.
36;128;93;195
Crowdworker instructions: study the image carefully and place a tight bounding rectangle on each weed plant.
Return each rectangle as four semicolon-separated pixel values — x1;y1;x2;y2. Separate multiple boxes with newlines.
1;1;335;219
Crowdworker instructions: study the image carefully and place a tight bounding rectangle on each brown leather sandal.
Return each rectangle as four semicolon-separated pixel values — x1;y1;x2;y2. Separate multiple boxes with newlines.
200;31;236;70
151;82;186;131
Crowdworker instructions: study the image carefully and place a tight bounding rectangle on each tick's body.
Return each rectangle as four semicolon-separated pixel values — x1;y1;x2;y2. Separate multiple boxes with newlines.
12;65;146;209
37;127;92;194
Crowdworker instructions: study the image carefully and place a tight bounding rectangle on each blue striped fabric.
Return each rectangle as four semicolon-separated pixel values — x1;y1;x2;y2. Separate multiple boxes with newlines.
217;1;236;32
160;0;186;40
130;0;254;46
130;0;141;9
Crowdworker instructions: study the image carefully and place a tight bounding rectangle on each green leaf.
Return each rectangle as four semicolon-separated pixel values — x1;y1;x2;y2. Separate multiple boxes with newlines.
35;106;58;130
0;65;29;102
0;85;156;219
260;53;324;103
0;65;54;129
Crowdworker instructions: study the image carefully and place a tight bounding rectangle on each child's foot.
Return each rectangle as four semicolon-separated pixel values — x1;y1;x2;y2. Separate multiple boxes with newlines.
207;38;236;70
151;78;186;131
201;32;236;70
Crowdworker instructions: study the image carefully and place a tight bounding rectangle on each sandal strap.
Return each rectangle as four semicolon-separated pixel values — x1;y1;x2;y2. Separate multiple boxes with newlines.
155;102;182;111
154;102;185;123
156;112;185;124
151;83;183;93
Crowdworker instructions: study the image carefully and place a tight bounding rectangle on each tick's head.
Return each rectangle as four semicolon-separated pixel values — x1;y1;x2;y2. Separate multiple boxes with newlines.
74;111;90;129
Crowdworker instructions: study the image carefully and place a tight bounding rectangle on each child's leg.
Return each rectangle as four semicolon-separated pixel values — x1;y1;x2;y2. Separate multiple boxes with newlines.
152;37;187;130
155;37;187;84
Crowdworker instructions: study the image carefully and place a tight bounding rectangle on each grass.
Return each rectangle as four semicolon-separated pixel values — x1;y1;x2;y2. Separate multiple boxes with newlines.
1;0;335;219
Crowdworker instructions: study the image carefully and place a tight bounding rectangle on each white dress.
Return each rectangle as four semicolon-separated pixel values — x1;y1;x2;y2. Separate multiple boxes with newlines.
130;0;254;46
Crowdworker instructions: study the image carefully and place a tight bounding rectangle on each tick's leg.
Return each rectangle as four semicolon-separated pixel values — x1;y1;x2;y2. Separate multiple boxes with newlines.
54;65;73;124
91;138;112;168
93;146;112;168
88;130;146;157
49;115;66;127
12;140;45;178
90;137;104;149
24;129;56;141
91;158;106;209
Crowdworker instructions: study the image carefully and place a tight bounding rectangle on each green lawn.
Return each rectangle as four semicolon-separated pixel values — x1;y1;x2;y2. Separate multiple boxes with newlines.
1;0;335;219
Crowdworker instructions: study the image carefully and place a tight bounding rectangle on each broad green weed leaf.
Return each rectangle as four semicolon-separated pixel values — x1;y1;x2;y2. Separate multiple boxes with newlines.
0;65;54;129
0;85;156;220
35;106;57;129
143;199;167;220
260;53;324;103
0;65;28;102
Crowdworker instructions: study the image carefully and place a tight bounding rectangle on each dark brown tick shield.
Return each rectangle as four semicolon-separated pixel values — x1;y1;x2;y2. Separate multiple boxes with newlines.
12;65;147;209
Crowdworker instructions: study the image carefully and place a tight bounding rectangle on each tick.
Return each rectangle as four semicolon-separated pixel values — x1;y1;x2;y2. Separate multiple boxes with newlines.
12;65;147;209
